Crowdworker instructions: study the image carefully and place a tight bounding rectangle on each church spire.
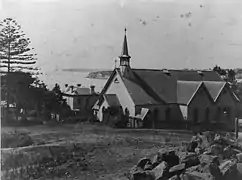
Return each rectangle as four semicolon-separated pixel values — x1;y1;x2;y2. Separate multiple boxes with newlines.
119;28;131;76
120;28;130;58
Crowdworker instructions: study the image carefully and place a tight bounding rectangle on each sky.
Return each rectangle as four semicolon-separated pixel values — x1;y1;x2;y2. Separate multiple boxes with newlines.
1;0;242;75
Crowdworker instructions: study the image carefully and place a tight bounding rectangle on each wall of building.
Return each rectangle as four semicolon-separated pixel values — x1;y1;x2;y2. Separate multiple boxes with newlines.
73;95;99;114
105;73;136;116
96;100;109;121
214;87;236;130
63;96;74;110
188;86;212;123
135;104;184;129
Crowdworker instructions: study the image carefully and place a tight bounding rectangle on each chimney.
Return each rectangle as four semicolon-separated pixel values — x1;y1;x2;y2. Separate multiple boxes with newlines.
90;85;95;94
77;84;81;87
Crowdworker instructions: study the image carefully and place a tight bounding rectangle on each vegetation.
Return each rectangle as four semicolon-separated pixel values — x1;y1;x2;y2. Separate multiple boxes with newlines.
0;18;37;72
1;130;33;148
1;123;191;180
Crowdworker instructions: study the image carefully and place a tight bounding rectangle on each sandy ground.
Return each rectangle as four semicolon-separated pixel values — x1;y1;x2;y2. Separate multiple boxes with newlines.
1;123;241;180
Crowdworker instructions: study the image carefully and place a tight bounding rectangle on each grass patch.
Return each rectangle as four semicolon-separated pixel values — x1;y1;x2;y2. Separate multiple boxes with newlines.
1;130;34;148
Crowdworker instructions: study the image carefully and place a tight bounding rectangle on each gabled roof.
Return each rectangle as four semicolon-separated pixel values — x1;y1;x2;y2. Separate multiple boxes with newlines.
122;77;159;105
132;69;222;81
177;81;202;105
104;94;121;107
203;81;226;101
169;70;222;81
132;69;177;103
75;87;91;95
97;67;231;108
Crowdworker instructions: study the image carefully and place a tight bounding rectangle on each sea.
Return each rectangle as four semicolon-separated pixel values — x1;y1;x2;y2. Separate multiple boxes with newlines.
39;70;107;93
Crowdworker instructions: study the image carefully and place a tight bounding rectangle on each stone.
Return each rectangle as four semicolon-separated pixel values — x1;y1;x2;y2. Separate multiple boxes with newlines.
162;150;180;168
181;171;213;180
169;163;186;177
209;162;223;180
210;144;223;156
169;175;181;180
132;171;154;180
127;165;154;180
219;160;238;179
195;147;202;155
137;157;152;169
152;153;163;168
187;141;198;152
144;163;153;171
151;161;169;180
223;146;241;159
154;150;180;169
181;153;200;169
197;155;220;174
236;153;242;163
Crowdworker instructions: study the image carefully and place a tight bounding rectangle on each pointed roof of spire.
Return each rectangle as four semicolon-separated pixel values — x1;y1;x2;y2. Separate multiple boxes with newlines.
120;28;130;58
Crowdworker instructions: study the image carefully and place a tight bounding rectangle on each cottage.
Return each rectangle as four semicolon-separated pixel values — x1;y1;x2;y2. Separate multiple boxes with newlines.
63;85;98;116
93;29;239;131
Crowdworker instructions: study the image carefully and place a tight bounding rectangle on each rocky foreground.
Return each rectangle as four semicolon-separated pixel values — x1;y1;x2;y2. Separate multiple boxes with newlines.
127;132;242;180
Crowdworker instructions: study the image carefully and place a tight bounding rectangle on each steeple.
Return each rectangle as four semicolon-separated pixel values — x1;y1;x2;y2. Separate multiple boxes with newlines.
119;28;131;76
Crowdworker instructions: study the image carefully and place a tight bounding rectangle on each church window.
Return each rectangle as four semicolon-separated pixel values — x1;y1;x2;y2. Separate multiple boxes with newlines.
114;78;119;83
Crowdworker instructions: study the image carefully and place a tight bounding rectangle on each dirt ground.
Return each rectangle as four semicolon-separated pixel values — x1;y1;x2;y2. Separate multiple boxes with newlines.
1;123;234;180
1;123;242;180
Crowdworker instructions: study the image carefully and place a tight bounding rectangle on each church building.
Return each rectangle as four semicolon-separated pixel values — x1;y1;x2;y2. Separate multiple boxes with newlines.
93;29;239;131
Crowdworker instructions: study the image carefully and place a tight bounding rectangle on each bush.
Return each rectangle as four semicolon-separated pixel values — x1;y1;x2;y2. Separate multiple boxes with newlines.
1;131;34;148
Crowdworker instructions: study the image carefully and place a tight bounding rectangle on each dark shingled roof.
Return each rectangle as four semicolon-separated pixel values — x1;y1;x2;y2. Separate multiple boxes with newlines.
203;81;226;101
169;70;222;81
127;69;222;104
122;78;159;105
103;94;121;107
177;81;202;105
131;69;177;103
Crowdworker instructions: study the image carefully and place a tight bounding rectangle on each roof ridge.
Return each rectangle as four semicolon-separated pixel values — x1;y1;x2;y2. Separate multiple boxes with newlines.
131;68;214;72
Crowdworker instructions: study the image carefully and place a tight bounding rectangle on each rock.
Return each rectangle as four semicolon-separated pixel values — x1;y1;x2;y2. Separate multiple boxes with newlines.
237;163;242;178
180;171;213;180
236;153;242;163
169;163;186;177
162;150;180;168
133;171;154;180
187;141;198;152
169;163;186;173
137;157;152;169
144;163;153;171
169;175;181;180
151;161;169;180
152;153;163;168
181;153;200;169
195;147;202;155
219;160;238;179
154;150;180;168
223;146;241;159
197;155;220;174
127;165;154;180
209;162;223;180
211;144;223;154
